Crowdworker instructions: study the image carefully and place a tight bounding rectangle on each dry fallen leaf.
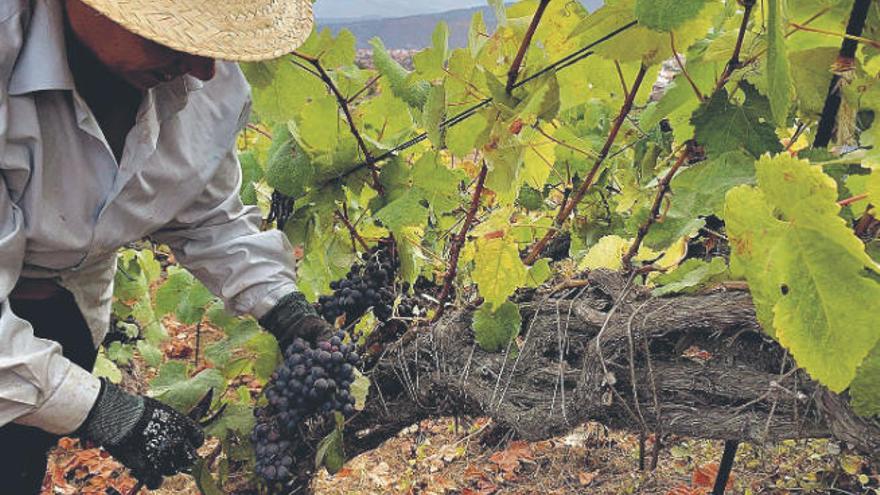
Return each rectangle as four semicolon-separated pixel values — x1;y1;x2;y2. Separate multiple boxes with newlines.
578;470;598;486
693;462;733;490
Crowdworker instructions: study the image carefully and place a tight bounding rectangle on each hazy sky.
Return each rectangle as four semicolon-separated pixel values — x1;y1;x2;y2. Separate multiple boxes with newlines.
313;0;488;20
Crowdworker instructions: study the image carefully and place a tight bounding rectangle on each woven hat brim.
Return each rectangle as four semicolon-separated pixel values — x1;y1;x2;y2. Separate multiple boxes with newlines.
78;0;314;62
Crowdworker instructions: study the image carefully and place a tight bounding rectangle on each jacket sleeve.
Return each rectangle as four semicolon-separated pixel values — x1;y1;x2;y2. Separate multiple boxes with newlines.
152;145;299;319
0;5;101;434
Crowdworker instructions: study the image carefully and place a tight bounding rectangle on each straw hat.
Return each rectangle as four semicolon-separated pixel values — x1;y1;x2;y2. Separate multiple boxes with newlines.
77;0;314;62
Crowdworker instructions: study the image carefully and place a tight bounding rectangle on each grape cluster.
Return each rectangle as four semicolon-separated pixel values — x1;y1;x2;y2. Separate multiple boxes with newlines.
251;413;294;485
318;244;401;323
252;331;360;488
266;333;359;430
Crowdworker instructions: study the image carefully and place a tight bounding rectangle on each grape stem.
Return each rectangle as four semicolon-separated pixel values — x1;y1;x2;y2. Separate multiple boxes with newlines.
525;63;649;265
622;143;694;270
670;32;703;102
291;51;385;196
433;162;489;322
506;0;552;94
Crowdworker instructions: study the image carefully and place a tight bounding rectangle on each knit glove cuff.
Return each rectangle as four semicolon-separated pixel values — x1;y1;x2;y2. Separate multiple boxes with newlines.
259;291;334;348
78;379;145;447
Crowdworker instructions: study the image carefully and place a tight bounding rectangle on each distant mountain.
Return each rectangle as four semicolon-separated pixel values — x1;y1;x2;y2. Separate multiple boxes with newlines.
315;0;487;21
318;1;604;50
319;6;493;50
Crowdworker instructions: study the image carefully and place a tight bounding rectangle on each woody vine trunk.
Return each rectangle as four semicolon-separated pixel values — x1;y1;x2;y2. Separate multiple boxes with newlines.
286;271;880;492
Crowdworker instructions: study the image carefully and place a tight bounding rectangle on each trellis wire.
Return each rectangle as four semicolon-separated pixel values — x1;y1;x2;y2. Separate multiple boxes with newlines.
346;19;639;172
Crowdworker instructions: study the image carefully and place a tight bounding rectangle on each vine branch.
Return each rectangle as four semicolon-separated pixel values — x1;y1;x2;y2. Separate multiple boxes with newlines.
813;0;872;148
291;51;385;195
714;0;756;93
622;143;693;270
525;63;649;265
506;0;552;93
434;162;489;322
335;209;370;252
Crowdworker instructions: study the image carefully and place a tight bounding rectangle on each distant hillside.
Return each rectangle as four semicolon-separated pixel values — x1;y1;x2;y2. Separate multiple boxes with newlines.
320;6;494;50
319;1;604;50
315;0;488;21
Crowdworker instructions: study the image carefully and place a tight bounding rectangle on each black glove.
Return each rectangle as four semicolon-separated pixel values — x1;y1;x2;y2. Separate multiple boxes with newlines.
76;380;205;489
259;291;336;350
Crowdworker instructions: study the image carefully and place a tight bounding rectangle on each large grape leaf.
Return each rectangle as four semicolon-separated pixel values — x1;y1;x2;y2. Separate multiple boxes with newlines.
789;47;839;118
578;235;631;271
573;0;721;64
635;0;708;31
691;84;783;158
725;154;880;392
358;89;416;147
766;0;792;127
241;59;325;124
413;22;450;81
370;38;430;109
264;129;314;197
296;28;356;68
411;152;465;214
375;190;429;233
472;300;522;353
473;236;528;307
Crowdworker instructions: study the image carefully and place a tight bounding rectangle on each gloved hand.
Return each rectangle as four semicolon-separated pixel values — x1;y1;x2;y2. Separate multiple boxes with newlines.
76;380;205;489
259;291;336;350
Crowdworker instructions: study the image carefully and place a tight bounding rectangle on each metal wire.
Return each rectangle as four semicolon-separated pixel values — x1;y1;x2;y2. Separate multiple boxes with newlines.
339;20;640;176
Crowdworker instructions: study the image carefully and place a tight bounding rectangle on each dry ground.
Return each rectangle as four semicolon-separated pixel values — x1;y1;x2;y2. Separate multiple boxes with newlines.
39;316;880;495
43;415;878;494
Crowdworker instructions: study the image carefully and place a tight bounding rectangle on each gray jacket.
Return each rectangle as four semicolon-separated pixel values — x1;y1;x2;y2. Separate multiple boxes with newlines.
0;0;297;434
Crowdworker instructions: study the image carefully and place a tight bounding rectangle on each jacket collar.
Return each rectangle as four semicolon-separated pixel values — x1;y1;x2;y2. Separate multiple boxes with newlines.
7;0;75;95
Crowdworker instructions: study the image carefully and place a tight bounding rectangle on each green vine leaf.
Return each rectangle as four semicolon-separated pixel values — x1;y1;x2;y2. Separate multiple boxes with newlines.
635;0;708;31
473;236;528;308
851;343;880;418
692;84;783;158
150;361;226;413
265;128;314;197
645;150;755;249
766;0;793;127
315;413;346;474
725;154;880;392
370;37;430;109
472;300;522;353
652;258;728;296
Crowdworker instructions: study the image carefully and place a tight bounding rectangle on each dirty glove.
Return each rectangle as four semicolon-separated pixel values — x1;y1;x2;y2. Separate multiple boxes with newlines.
259;291;335;350
76;380;205;489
